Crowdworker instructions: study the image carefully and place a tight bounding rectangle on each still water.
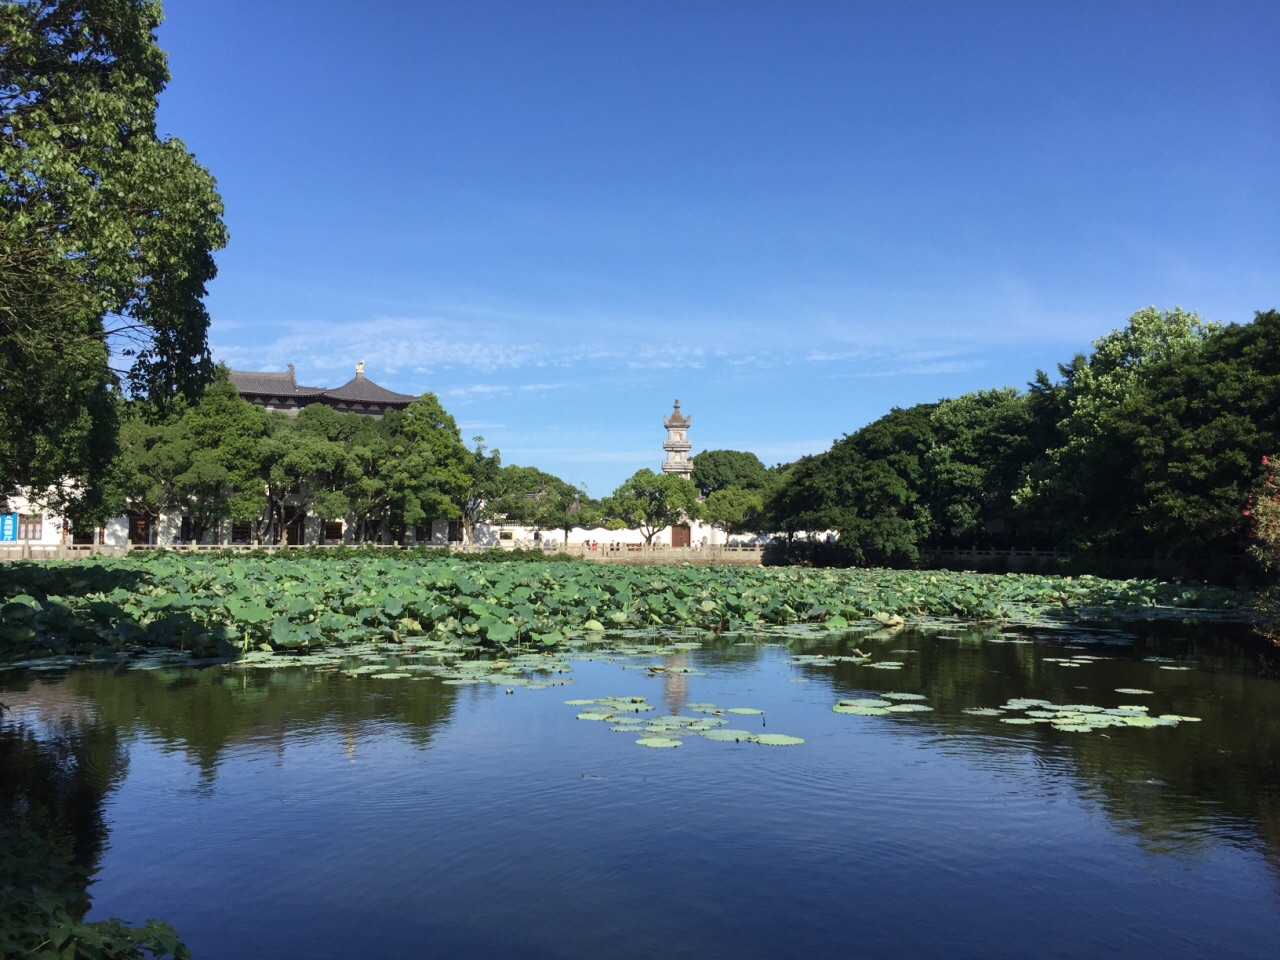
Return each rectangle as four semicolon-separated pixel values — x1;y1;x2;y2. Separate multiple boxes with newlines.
4;623;1280;960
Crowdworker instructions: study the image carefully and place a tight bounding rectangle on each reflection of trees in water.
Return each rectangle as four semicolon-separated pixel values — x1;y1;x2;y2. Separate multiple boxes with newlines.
52;663;461;781
0;692;130;941
820;623;1280;875
0;697;126;873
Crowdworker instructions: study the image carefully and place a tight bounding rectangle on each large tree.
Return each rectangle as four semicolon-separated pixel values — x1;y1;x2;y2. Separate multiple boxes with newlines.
605;469;699;547
0;0;226;516
691;449;770;496
1022;307;1221;553
702;486;765;537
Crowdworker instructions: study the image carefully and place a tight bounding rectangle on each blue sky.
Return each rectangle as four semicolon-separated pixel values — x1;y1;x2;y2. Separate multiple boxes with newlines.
155;0;1278;498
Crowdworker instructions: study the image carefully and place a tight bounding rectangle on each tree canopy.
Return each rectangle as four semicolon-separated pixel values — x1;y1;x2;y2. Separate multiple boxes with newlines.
764;307;1279;579
0;0;226;516
691;449;770;495
605;469;699;546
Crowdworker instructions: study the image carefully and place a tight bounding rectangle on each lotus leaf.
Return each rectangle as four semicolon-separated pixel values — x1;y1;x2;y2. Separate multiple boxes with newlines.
837;699;892;708
700;729;755;741
832;704;891;716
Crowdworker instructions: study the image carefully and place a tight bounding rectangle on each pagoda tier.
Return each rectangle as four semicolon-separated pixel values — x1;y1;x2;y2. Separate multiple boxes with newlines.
661;399;693;478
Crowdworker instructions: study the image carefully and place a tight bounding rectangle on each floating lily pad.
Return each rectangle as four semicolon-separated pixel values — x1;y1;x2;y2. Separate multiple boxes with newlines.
832;704;891;716
726;707;764;715
1114;688;1154;695
752;734;804;746
635;737;682;748
701;729;755;741
962;707;1003;716
1123;715;1160;728
885;703;933;713
882;692;928;701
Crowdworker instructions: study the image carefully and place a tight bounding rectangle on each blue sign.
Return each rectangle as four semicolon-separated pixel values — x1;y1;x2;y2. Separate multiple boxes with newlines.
0;514;16;542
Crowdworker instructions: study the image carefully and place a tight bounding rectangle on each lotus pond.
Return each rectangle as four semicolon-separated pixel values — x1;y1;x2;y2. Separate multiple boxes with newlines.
3;557;1280;958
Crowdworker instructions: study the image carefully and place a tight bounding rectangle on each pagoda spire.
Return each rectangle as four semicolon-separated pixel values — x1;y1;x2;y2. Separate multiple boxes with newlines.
661;399;693;478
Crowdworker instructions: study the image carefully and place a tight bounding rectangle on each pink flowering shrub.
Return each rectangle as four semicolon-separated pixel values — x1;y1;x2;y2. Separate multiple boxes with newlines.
1247;455;1280;573
1248;456;1280;644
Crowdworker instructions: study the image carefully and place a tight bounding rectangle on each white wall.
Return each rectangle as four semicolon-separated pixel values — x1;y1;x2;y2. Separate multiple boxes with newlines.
2;491;66;546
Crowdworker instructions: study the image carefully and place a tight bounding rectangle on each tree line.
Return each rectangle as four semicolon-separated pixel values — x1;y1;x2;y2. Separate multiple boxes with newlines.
99;367;710;547
743;307;1279;580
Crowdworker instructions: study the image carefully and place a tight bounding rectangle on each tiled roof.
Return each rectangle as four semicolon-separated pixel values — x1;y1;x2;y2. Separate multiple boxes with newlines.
229;366;416;408
228;369;323;397
323;374;417;405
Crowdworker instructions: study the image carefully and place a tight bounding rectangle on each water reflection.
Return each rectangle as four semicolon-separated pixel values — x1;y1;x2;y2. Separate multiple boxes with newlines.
808;621;1280;870
4;663;461;781
0;691;125;870
2;620;1279;959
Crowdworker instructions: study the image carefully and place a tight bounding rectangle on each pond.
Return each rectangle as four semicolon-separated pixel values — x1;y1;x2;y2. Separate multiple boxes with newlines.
4;620;1280;960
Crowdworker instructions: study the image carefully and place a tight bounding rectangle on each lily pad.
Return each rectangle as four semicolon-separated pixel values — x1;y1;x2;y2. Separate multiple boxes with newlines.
635;737;682;748
832;704;891;716
701;728;755;742
752;734;804;746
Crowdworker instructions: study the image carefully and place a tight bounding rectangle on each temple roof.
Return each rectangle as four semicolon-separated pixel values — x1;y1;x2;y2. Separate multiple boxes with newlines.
229;364;416;408
228;368;321;397
324;373;417;404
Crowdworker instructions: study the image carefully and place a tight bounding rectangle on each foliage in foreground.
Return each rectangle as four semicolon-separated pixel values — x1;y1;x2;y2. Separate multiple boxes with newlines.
1247;456;1280;642
0;827;188;960
0;553;1253;663
1;0;226;518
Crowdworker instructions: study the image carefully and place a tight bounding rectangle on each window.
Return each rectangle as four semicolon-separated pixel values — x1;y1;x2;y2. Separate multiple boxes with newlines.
231;521;252;544
323;520;344;543
19;514;42;541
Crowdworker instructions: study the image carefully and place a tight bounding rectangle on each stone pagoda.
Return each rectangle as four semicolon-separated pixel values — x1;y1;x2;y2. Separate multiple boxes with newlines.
661;399;693;478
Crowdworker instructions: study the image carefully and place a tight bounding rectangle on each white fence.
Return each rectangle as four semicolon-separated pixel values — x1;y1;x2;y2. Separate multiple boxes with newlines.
0;541;765;565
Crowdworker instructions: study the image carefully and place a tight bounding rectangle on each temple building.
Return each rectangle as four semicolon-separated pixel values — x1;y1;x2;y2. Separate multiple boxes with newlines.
662;399;693;479
229;362;417;418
